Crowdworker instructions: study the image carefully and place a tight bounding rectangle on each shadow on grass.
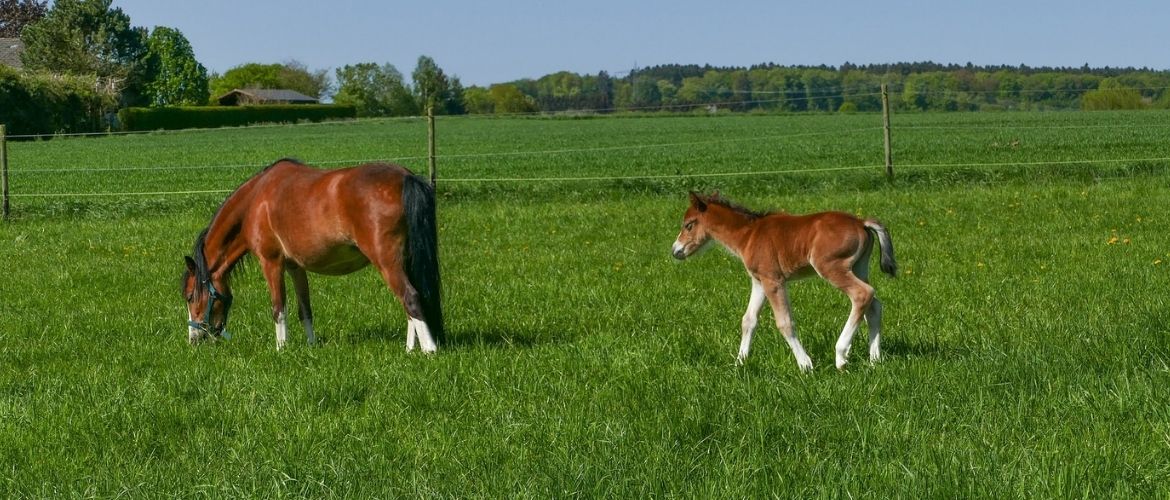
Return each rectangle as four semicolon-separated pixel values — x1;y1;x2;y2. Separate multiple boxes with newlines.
879;336;953;361
328;324;573;351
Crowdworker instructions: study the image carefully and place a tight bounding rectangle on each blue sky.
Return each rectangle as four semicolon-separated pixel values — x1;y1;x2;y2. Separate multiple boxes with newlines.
112;0;1169;86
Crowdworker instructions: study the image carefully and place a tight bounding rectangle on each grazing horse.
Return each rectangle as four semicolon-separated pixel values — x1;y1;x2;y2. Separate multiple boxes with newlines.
671;192;896;371
181;158;443;351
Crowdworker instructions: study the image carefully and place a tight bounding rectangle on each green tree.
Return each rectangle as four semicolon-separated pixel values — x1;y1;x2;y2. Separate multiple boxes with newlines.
0;0;47;37
444;76;466;115
20;0;148;104
411;55;449;113
489;84;535;114
333;62;416;117
1081;78;1146;110
280;60;332;100
209;61;330;100
463;86;493;114
142;26;208;106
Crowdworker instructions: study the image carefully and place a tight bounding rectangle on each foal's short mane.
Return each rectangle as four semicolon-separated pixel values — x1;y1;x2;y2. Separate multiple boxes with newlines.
704;193;771;220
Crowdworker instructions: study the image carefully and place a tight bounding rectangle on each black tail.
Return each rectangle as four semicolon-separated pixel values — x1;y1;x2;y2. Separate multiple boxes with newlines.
402;174;444;343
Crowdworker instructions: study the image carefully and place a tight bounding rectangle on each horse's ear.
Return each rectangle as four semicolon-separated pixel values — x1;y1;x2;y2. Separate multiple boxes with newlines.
689;191;708;212
184;256;198;274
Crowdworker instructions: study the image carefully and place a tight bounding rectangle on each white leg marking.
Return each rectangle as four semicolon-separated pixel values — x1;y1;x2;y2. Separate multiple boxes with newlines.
737;278;767;365
412;318;437;353
867;299;883;363
835;312;862;370
304;318;316;346
406;319;418;351
275;311;288;350
785;335;814;372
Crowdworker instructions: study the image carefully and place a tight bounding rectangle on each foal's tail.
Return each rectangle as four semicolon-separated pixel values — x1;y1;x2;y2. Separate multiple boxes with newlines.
864;219;897;277
402;174;445;343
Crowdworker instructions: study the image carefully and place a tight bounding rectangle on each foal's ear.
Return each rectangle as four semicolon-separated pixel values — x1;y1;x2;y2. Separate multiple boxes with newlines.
184;256;198;274
688;191;708;212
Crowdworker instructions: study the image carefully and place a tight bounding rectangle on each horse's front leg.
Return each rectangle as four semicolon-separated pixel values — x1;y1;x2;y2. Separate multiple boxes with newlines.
737;276;767;365
289;267;316;345
766;281;813;372
259;259;289;350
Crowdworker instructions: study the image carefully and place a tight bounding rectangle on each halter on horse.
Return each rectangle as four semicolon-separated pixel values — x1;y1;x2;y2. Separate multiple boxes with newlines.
181;159;443;351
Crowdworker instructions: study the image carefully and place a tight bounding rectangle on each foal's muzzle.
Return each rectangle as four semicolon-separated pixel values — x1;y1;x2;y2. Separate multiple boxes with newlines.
671;240;688;260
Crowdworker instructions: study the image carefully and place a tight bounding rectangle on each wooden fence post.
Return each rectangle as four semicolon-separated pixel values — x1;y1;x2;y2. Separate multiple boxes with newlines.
2;124;9;220
881;84;893;180
427;105;437;187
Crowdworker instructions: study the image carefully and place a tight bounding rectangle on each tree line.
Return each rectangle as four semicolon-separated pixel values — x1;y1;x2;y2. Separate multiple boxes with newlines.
3;0;1169;132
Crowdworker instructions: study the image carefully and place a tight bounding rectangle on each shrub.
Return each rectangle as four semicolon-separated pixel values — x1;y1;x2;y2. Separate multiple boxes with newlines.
117;104;357;131
0;67;113;136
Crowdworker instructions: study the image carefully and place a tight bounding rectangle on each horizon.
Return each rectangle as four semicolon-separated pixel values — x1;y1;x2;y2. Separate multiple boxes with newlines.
104;0;1169;87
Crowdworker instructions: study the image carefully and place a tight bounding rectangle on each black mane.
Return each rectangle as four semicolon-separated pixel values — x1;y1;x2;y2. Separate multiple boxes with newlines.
180;158;295;295
705;193;771;220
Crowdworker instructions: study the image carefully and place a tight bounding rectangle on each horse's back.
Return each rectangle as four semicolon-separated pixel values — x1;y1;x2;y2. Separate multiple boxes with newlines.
247;161;416;271
747;211;870;278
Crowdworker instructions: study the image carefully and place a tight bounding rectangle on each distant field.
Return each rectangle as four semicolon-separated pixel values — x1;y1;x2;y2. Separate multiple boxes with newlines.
1;111;1169;496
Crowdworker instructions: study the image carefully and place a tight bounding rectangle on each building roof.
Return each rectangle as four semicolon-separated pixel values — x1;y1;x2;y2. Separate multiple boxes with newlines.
0;38;24;69
216;88;319;105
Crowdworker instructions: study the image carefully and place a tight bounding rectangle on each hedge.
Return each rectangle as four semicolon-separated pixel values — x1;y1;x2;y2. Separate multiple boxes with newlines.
0;66;112;136
117;104;357;131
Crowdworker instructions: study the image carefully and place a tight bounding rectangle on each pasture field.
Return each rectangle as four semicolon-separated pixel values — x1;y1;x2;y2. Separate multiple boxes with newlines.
1;111;1169;496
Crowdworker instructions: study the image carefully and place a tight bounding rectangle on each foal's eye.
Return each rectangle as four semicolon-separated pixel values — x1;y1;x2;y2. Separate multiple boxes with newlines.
186;294;194;303
685;221;696;231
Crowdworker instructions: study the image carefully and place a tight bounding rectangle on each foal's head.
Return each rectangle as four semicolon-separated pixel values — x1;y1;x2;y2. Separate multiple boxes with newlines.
671;192;717;260
181;246;233;344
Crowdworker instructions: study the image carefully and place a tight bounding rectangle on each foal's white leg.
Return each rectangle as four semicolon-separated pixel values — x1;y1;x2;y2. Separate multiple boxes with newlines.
866;298;883;363
737;278;767;365
834;307;863;370
410;318;437;353
275;311;288;350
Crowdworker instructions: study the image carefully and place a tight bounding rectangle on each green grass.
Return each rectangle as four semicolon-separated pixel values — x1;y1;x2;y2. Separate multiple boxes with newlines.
2;111;1170;496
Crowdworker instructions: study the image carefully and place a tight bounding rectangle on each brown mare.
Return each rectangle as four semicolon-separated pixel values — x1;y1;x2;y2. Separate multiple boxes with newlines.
181;159;443;351
672;193;896;371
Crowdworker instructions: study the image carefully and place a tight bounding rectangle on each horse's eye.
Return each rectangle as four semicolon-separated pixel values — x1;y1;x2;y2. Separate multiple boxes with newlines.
685;221;695;231
186;294;194;303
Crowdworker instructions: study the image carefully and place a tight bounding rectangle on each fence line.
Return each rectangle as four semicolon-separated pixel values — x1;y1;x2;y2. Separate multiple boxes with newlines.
16;116;1170;175
8;127;882;174
11;156;1169;198
9;84;1168;140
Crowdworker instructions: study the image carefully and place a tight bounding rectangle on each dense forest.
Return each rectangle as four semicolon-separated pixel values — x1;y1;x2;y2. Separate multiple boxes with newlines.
467;62;1170;114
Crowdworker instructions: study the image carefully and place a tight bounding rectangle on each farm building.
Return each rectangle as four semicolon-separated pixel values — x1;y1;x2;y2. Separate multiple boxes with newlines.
216;88;319;106
0;38;24;69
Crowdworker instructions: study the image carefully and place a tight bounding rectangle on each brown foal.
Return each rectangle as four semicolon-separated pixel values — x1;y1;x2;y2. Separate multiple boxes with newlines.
672;192;896;371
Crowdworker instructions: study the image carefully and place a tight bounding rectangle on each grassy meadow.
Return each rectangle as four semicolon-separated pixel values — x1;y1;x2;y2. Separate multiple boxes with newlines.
1;111;1169;496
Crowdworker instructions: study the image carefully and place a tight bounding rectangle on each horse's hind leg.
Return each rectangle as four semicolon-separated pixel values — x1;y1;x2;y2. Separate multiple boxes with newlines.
822;263;874;371
368;250;436;353
289;267;316;345
850;252;883;364
865;298;883;364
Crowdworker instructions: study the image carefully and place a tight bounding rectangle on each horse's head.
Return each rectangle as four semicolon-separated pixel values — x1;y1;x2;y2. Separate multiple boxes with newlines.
182;256;233;344
671;192;716;260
